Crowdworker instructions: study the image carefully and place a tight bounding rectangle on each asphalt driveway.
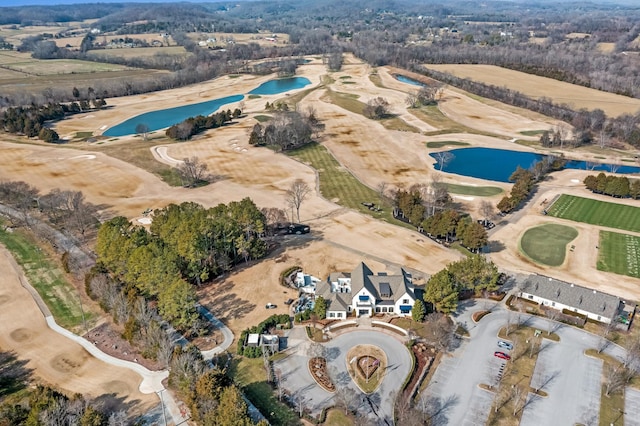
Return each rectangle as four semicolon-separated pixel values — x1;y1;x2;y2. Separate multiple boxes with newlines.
274;328;411;424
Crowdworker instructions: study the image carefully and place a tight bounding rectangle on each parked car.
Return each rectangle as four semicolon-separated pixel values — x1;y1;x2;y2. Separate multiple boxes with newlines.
287;224;310;235
497;341;513;351
265;303;277;309
494;351;511;360
284;298;294;305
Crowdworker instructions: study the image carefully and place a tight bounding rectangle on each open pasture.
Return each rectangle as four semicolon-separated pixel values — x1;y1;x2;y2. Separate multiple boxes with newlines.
425;64;640;117
519;223;578;266
87;45;189;59
4;58;131;75
597;231;640;278
547;194;640;233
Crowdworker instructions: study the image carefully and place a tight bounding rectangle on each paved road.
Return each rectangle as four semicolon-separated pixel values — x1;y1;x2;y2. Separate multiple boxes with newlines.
626;387;640;426
429;300;628;426
199;304;234;359
275;327;411;425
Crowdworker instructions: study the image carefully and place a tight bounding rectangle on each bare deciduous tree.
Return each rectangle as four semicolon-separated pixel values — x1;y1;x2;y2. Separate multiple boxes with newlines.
423;313;456;352
286;179;311;223
433;151;454;171
135;123;150;141
480;200;495;226
177;156;210;187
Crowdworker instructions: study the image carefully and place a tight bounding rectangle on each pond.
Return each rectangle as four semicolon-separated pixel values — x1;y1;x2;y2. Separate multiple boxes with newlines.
248;76;311;95
394;74;425;87
103;76;312;137
430;147;640;183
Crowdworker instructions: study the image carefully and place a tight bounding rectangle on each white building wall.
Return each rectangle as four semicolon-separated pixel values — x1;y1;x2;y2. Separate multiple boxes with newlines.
520;292;613;324
393;291;416;317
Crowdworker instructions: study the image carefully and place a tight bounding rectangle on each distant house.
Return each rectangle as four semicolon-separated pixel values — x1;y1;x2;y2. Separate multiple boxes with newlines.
519;274;631;325
316;262;417;318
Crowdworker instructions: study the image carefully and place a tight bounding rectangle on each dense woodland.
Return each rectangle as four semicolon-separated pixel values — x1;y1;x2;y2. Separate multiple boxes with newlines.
95;199;268;331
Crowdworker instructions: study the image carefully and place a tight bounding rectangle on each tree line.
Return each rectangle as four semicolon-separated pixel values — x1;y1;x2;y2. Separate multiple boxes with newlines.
584;173;640;199
497;158;565;214
416;65;640;149
0;99;105;142
95;199;268;331
165;108;241;141
0;383;122;426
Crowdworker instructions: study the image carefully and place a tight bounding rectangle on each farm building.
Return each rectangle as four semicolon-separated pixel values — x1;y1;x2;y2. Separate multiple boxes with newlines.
519;274;632;325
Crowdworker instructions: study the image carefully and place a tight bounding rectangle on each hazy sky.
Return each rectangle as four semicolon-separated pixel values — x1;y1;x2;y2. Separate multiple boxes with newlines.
2;0;198;6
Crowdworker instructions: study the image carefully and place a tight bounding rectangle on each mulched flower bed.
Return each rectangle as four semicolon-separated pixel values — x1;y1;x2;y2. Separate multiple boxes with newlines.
309;357;335;392
84;322;164;371
403;342;435;399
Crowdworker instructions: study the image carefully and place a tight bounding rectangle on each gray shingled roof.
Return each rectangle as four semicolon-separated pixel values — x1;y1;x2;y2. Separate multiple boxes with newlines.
522;275;621;320
318;262;414;311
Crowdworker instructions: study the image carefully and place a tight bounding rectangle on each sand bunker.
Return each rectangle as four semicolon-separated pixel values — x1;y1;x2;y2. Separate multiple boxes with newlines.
137;217;152;225
69;154;96;160
151;145;183;167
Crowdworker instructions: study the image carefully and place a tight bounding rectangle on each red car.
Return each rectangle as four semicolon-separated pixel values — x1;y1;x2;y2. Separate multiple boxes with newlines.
494;351;511;360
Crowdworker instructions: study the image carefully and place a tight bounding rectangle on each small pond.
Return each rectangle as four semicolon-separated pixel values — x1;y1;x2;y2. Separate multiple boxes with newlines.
395;74;425;87
248;76;311;95
430;147;640;183
103;76;312;137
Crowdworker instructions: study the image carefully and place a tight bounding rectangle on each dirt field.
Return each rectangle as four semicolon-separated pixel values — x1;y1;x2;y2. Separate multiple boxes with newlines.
424;64;640;117
0;246;156;413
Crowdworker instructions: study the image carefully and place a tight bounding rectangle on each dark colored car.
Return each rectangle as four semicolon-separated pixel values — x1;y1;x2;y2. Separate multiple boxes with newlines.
494;351;511;360
287;224;310;235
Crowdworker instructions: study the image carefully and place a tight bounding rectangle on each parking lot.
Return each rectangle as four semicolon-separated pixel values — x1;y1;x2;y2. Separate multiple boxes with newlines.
427;302;628;426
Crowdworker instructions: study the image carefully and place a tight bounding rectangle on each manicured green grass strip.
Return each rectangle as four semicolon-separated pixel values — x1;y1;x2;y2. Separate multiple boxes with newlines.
519;130;547;136
426;141;470;149
288;143;412;228
446;183;503;197
254;115;272;123
597;231;640;278
0;225;89;330
519;223;578;266
547;194;640;233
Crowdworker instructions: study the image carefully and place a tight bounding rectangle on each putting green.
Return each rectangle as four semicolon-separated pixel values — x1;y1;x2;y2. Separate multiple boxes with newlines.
519;223;578;267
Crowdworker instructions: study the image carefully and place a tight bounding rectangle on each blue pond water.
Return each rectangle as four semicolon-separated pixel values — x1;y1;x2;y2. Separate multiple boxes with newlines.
395;74;425;87
430;147;640;183
249;76;311;95
103;76;312;137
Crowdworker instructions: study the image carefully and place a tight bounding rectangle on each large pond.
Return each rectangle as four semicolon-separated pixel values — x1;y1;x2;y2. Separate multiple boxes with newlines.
103;76;312;137
430;147;640;183
395;74;424;87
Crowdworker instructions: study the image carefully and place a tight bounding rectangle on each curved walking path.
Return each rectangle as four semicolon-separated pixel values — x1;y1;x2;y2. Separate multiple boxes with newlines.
0;204;235;425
